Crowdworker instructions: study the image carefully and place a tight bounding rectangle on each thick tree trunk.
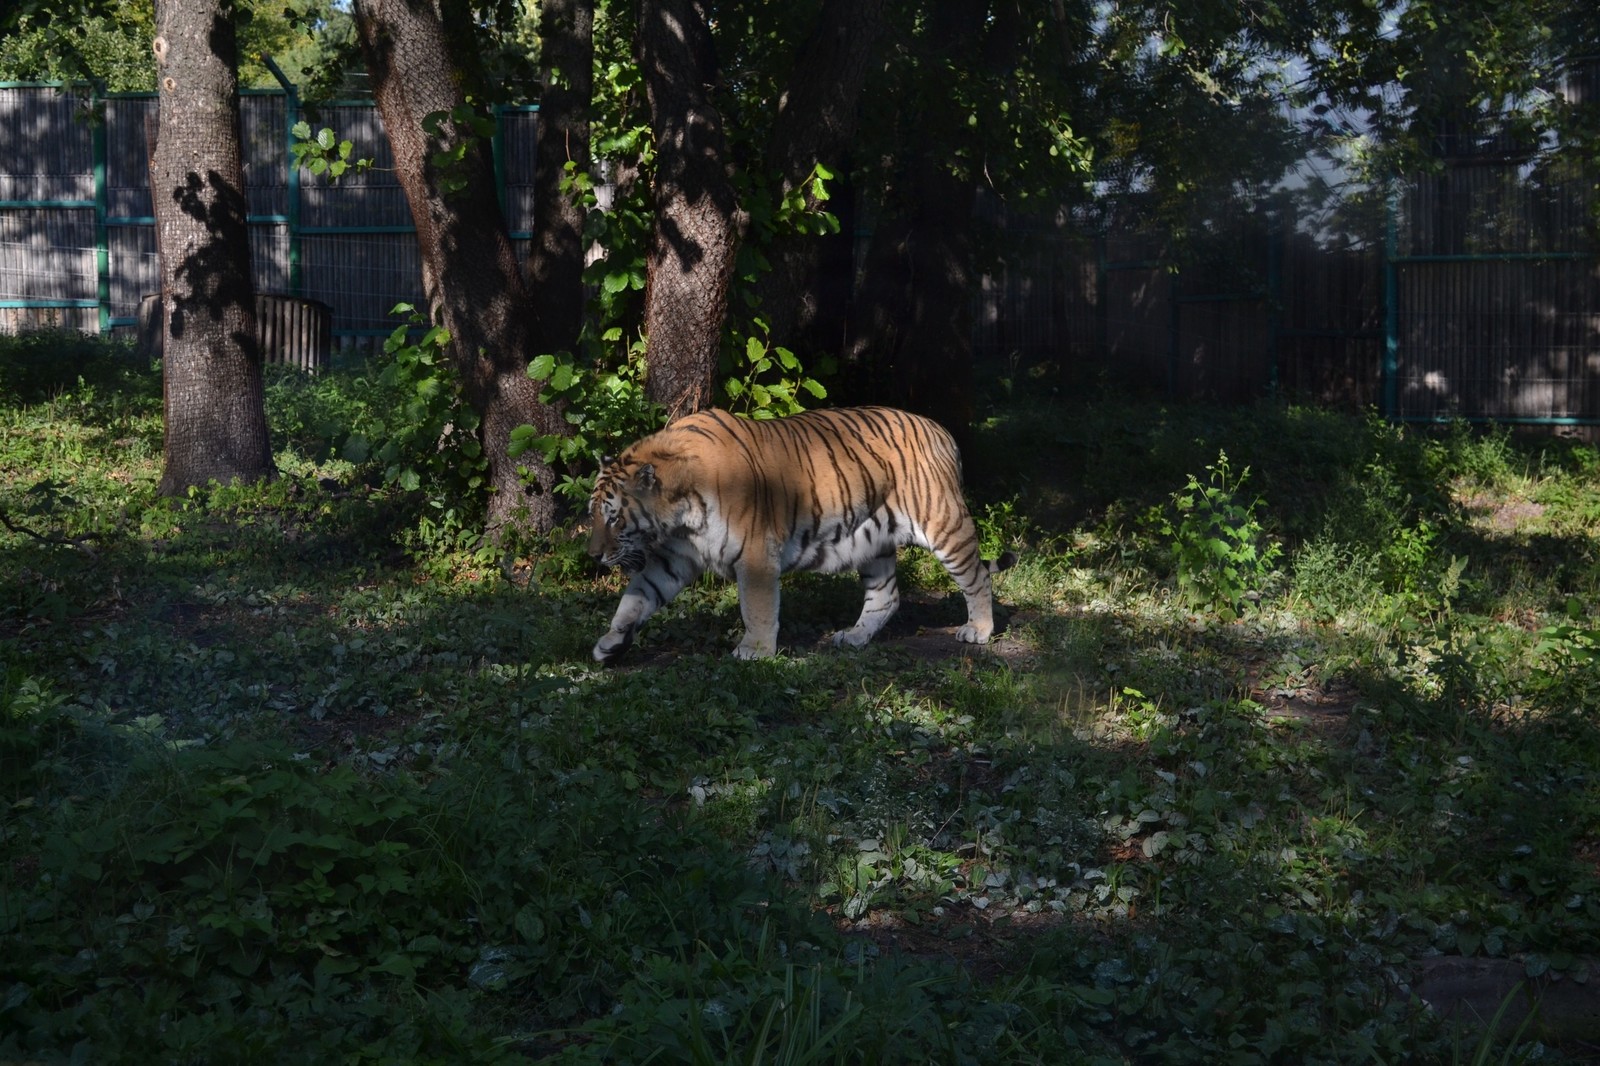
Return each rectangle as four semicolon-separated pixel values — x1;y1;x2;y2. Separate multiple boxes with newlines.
353;0;566;536
756;0;887;357
150;0;273;496
525;0;593;355
636;0;744;422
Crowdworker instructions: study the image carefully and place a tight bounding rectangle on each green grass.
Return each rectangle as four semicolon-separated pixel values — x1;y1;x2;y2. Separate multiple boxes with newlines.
3;333;1600;1062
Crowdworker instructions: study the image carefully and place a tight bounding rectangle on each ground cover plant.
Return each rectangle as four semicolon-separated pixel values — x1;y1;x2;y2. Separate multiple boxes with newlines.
3;333;1600;1063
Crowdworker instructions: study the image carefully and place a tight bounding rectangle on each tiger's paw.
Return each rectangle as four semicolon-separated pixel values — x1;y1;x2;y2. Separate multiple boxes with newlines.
732;639;777;660
593;629;634;663
954;623;993;645
831;627;873;649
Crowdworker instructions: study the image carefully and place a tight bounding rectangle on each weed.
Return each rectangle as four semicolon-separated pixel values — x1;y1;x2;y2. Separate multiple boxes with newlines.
1155;450;1281;619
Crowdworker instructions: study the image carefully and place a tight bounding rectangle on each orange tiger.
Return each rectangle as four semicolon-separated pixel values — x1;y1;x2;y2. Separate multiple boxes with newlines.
586;406;1017;661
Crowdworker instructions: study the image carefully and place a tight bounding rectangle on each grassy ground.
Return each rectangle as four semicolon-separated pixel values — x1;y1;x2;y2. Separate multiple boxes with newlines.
3;335;1600;1063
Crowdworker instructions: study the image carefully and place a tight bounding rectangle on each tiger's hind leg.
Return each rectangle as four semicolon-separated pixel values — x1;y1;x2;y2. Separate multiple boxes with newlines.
833;550;901;649
930;524;1019;645
594;552;700;663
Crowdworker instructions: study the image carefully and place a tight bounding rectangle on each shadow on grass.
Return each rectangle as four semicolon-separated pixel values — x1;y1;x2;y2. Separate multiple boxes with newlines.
6;377;1600;1059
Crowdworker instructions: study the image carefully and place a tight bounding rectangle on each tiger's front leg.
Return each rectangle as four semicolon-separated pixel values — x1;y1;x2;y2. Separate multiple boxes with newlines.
833;551;901;648
594;555;699;663
732;559;782;659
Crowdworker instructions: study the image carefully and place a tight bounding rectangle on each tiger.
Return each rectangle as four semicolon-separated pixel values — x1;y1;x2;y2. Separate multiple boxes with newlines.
586;405;1017;662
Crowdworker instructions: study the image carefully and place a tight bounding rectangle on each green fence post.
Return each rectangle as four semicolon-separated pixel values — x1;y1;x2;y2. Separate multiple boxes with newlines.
1266;211;1281;394
263;58;301;297
1096;232;1109;362
1383;186;1399;420
1167;259;1179;397
492;103;507;217
92;83;111;334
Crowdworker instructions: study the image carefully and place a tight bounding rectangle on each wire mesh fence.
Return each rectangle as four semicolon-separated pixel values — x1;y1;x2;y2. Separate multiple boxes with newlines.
1;81;1597;424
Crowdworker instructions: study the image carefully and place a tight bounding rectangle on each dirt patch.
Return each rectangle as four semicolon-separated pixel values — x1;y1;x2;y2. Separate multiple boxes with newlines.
838;905;1067;982
1414;955;1600;1052
1462;492;1547;532
1242;657;1360;733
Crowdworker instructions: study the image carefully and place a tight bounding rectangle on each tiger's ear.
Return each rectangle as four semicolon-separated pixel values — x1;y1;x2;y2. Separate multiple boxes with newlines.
633;463;658;490
600;454;616;469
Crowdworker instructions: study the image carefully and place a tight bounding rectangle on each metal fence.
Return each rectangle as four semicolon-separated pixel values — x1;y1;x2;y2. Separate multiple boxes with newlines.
972;155;1600;427
0;81;539;356
4;81;1599;426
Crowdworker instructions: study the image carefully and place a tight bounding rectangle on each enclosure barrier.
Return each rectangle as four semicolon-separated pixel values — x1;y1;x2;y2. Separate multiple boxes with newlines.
135;292;332;371
0;79;539;360
3;80;1598;426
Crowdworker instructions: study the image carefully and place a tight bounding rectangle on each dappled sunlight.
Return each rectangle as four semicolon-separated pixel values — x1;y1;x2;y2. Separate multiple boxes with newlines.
5;348;1600;1058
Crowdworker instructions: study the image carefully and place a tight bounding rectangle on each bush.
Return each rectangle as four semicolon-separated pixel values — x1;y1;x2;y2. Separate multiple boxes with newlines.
0;331;154;406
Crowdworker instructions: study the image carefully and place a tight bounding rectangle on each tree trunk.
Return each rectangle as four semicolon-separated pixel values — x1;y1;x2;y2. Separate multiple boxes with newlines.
353;0;566;536
844;0;989;441
525;0;593;355
756;0;888;357
844;147;979;442
150;0;273;496
636;0;744;422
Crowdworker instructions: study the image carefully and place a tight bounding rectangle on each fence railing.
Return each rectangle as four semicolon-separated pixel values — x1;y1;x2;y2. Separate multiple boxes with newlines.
974;169;1598;427
4;81;1598;426
0;81;539;358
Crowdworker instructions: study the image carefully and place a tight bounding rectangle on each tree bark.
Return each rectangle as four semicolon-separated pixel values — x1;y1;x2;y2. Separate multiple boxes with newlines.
757;0;888;357
150;0;273;496
636;0;744;422
526;0;593;355
353;0;566;536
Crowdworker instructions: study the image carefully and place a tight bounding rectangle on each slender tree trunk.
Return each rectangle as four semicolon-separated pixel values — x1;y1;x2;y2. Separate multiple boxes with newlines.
150;0;273;496
845;148;979;440
845;0;991;439
353;0;566;536
526;0;593;355
756;0;887;356
636;0;744;422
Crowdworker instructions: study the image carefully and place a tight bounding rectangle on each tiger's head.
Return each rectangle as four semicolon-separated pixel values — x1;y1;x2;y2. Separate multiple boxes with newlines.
587;457;663;574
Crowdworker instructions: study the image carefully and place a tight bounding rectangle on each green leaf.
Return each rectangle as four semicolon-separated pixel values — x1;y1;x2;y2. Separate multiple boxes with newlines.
515;906;545;944
317;127;335;150
529;354;557;380
372;954;417;979
341;433;371;463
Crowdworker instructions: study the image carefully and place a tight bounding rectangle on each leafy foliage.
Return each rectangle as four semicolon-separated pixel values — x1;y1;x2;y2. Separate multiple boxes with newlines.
512;148;837;501
0;0;351;92
1155;451;1282;619
289;121;372;181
